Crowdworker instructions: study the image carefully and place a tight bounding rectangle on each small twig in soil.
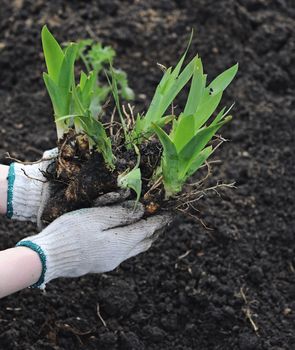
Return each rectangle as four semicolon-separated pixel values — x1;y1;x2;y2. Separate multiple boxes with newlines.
240;286;259;333
96;303;107;327
177;250;192;260
55;321;95;335
55;321;95;346
85;25;99;41
157;62;167;72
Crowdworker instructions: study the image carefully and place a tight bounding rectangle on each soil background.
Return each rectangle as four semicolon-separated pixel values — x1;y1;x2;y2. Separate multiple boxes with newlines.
0;0;294;349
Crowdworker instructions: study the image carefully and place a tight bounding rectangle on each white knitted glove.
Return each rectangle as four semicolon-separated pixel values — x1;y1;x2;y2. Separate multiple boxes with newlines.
17;201;171;288
7;149;57;222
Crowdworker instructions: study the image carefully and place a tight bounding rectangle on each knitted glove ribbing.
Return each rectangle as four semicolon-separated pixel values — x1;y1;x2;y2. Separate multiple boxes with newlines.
7;149;57;222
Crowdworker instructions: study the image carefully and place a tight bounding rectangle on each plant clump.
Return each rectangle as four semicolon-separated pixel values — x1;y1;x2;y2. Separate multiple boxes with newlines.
40;26;238;226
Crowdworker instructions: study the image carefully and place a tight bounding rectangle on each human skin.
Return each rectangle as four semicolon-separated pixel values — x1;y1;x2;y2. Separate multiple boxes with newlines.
0;247;42;298
0;164;42;299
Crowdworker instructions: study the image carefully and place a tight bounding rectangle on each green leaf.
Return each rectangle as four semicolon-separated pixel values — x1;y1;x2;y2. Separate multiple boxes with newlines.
81;71;96;108
89;94;102;119
211;107;226;126
112;68;134;100
142;56;196;133
185;146;213;178
178;116;232;176
152;123;181;195
170;29;193;78
207;63;238;96
193;91;223;131
158;67;173;93
118;145;142;203
78;116;115;169
159;56;196;120
118;168;142;203
41;25;64;83
106;66;129;143
122;86;135;100
184;57;204;115
155;114;174;128
211;103;235;126
58;43;78;93
55;114;82;122
152;123;178;169
170;52;187;80
71;84;86;115
43;73;67;116
88;43;116;72
142;68;171;130
141;53;196;137
171;114;195;152
79;71;88;90
43;72;69;138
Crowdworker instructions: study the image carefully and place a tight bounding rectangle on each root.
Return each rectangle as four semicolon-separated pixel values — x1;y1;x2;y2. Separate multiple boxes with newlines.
172;181;235;229
177;207;214;231
21;169;47;183
5;152;56;165
144;176;163;200
122;103;136;131
109;107;116;138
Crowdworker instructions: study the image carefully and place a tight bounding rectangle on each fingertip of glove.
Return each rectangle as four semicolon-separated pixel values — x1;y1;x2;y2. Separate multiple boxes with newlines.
43;148;58;159
144;212;172;231
121;200;144;215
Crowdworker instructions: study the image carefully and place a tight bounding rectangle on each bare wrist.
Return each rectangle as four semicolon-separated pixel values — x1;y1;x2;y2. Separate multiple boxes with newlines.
0;247;42;298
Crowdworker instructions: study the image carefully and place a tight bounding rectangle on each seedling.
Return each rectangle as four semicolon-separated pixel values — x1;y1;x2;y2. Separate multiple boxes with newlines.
152;58;238;197
42;25;133;169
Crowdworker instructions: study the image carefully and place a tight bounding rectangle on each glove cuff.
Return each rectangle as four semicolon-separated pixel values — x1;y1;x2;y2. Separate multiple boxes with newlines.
17;219;83;288
7;162;45;222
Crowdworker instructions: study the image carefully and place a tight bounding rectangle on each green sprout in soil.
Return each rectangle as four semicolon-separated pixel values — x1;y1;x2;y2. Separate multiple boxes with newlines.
40;25;238;225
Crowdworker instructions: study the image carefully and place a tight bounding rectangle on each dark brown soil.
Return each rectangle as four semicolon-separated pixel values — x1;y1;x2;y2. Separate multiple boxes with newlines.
41;129;118;225
0;0;295;349
41;128;164;224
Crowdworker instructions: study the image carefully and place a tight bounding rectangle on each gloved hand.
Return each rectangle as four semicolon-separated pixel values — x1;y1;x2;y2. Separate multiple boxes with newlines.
7;148;58;222
17;201;171;288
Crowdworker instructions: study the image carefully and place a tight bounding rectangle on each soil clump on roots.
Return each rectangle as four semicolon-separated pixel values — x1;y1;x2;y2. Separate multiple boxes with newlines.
41;128;165;226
